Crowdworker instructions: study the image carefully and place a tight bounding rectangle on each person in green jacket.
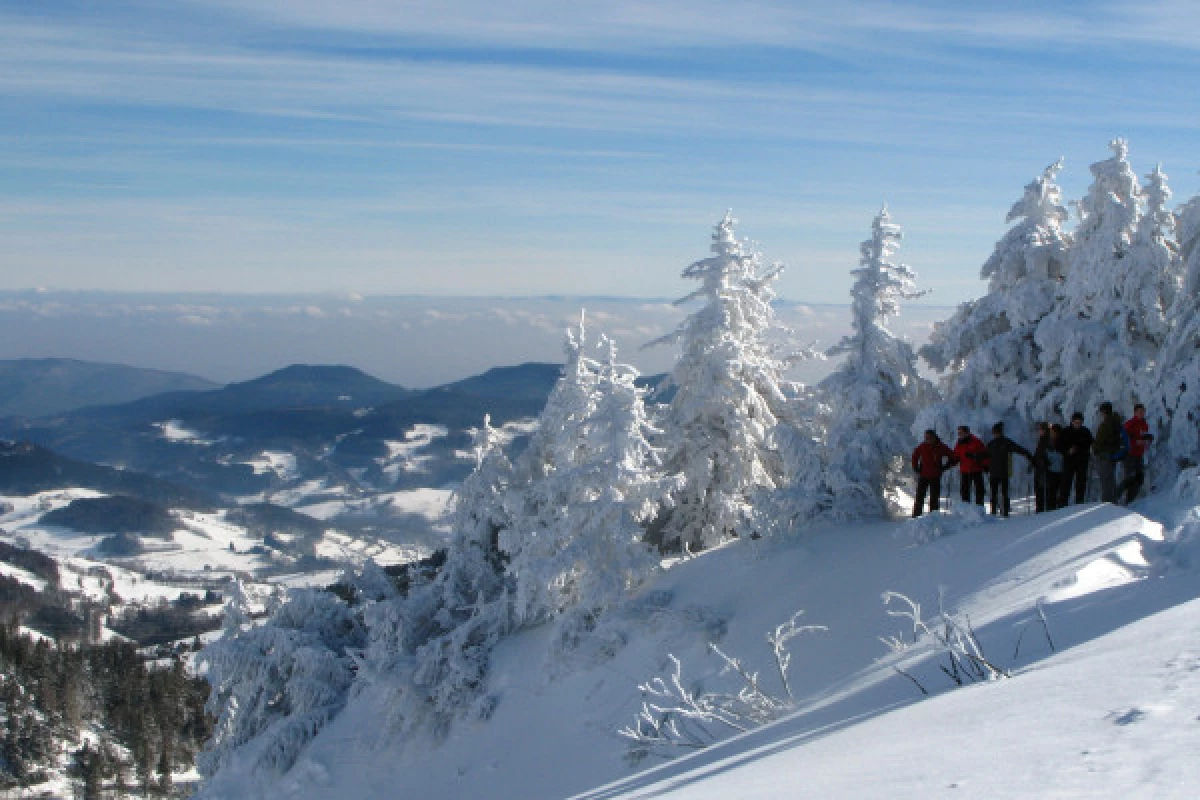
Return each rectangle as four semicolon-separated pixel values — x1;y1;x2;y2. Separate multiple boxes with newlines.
1092;402;1125;503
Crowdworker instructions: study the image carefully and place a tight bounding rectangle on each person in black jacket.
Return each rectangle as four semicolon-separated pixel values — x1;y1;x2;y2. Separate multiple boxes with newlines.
1058;411;1094;506
1032;421;1051;513
986;422;1033;517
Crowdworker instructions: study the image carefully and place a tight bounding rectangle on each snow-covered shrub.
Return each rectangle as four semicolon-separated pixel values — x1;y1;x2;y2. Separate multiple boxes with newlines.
646;213;793;550
880;590;1008;693
819;206;932;518
619;611;825;762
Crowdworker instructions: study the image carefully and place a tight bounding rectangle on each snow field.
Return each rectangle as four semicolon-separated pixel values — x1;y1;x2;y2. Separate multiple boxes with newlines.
154;419;213;445
378;424;450;480
238;500;1189;800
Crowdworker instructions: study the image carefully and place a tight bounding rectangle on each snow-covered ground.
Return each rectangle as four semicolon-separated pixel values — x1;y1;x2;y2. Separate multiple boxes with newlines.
210;496;1200;800
154;419;213;445
244;450;300;481
375;487;453;524
379;423;449;481
0;559;48;590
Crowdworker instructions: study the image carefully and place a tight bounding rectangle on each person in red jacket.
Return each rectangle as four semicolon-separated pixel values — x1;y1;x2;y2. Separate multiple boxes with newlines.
1119;403;1154;504
951;425;989;506
911;429;953;517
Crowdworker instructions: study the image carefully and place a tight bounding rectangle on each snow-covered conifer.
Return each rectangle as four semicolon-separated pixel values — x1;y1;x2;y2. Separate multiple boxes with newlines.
503;335;666;628
648;212;791;550
820;206;931;517
198;588;365;778
357;417;515;737
1154;192;1200;472
1033;140;1169;421
920;161;1069;420
514;313;596;485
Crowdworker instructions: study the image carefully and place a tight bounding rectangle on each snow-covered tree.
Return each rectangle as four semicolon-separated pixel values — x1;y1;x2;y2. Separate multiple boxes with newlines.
503;334;667;629
357;417;514;737
514;313;596;486
1154;191;1200;472
198;588;365;779
1032;139;1167;421
820;206;931;517
647;212;792;550
920;161;1070;420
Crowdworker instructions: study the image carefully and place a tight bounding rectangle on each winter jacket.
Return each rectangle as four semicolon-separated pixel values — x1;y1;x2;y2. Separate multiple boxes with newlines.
1093;414;1123;458
912;440;953;479
1033;433;1051;472
985;435;1032;478
952;435;989;474
1059;424;1094;465
1035;434;1067;474
1124;417;1151;459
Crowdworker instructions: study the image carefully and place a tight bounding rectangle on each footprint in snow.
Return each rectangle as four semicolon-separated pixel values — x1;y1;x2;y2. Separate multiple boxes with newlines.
1108;708;1146;726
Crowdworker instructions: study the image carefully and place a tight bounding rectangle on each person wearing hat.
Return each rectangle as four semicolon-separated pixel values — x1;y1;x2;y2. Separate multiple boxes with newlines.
1058;411;1094;506
911;429;953;517
1092;402;1127;503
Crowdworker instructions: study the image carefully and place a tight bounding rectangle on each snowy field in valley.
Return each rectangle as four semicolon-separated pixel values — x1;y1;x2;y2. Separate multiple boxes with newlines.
198;489;1200;799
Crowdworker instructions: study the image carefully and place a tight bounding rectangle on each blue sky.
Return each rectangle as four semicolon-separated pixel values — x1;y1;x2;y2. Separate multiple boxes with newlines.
2;1;1198;305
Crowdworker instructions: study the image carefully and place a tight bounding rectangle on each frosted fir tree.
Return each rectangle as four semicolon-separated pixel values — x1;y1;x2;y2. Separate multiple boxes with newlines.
647;212;791;550
514;313;597;486
1124;164;1181;337
357;416;515;737
920;161;1070;420
503;321;601;625
503;335;667;630
1153;191;1200;473
820;206;931;518
1032;139;1166;421
198;588;366;779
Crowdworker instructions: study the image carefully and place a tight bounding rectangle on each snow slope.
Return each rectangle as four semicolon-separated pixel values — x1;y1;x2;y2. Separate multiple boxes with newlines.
199;496;1200;799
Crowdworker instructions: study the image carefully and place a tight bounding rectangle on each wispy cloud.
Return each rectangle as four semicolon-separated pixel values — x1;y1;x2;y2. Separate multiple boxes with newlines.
1;1;1197;303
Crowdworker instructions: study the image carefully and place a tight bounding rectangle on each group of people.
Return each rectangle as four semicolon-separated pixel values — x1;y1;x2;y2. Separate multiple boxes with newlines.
910;403;1153;519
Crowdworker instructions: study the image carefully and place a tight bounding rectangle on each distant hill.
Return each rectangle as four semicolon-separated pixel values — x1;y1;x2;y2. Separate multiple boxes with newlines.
0;441;214;509
0;358;218;418
37;363;409;423
0;362;567;499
